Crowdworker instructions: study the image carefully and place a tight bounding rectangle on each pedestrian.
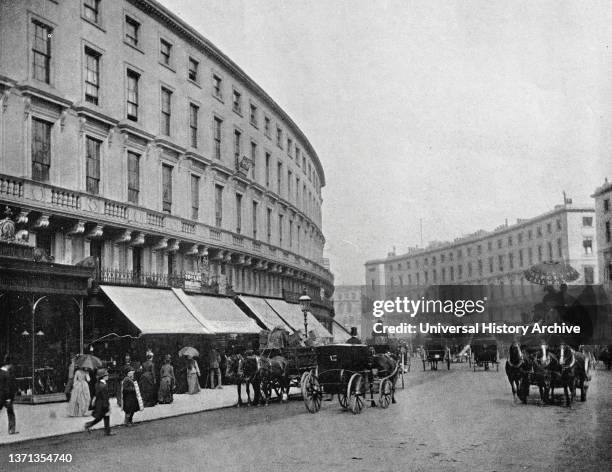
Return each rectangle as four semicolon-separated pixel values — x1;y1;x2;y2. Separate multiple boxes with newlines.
64;352;77;401
186;356;201;394
117;353;134;404
84;368;114;436
158;355;175;404
208;346;222;389
0;355;18;435
120;366;143;426
140;350;157;407
66;368;91;416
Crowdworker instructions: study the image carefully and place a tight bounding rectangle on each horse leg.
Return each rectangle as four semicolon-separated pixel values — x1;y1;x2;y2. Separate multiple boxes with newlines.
563;384;571;407
518;377;528;404
507;372;516;399
237;379;243;407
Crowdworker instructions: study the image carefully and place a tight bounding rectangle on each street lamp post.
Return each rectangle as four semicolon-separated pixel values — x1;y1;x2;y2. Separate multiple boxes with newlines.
298;293;312;341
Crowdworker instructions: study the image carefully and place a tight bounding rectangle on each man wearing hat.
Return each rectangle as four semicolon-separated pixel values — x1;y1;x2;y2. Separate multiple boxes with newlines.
346;327;362;344
84;368;114;436
0;355;18;434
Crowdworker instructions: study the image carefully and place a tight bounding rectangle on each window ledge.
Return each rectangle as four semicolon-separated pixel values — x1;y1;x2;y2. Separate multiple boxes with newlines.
82;16;106;33
159;61;176;73
187;78;201;88
213;94;224;104
124;41;145;54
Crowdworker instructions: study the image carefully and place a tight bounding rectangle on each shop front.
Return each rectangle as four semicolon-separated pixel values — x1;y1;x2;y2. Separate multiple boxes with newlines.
0;242;93;403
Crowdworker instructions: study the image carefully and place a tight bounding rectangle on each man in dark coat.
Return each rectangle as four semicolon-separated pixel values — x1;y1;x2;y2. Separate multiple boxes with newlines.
346;327;362;344
84;368;114;436
0;355;18;435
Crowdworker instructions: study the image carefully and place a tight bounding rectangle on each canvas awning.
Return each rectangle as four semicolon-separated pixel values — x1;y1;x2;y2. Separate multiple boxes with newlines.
265;298;333;339
172;289;261;334
237;295;293;331
100;285;212;335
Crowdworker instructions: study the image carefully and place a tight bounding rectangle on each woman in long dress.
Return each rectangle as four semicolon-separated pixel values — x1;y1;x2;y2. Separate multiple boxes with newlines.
140;351;157;407
120;367;143;425
158;355;175;404
186;357;201;394
66;369;91;416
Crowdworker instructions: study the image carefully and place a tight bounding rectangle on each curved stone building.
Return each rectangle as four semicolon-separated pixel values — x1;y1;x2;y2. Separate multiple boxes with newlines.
0;0;333;303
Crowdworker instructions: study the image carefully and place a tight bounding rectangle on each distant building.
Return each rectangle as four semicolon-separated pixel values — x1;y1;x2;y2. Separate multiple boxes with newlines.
592;180;612;287
364;202;598;332
332;285;363;337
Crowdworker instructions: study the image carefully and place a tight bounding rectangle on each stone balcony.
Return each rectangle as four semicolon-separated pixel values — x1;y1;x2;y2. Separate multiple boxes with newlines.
0;173;334;288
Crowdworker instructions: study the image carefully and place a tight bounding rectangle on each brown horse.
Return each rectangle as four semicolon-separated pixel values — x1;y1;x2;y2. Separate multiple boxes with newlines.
372;353;398;405
257;355;290;406
518;344;553;404
226;354;261;406
548;344;577;407
505;342;525;401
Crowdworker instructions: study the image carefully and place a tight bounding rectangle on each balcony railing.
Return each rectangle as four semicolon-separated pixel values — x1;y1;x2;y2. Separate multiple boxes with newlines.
96;268;220;293
0;241;34;259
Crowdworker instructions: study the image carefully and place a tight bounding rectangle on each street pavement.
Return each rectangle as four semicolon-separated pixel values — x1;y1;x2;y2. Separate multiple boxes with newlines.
1;362;611;472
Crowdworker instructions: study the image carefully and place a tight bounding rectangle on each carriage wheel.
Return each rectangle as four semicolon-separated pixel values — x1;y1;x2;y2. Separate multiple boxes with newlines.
338;393;349;409
378;378;392;409
348;373;364;414
301;372;321;413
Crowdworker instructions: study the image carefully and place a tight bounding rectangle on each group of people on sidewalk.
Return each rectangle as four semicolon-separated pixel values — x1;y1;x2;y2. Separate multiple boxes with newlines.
0;346;226;438
65;347;224;436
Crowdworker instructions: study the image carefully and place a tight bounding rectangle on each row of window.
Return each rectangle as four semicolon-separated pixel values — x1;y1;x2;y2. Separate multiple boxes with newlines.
32;118;320;250
386;218;594;272
389;265;596;287
30;6;321;197
384;239;590;284
121;7;321;189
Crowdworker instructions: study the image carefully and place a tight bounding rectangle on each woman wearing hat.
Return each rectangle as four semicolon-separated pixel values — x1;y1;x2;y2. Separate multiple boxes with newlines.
120;365;143;425
66;368;91;417
157;355;175;404
140;350;157;407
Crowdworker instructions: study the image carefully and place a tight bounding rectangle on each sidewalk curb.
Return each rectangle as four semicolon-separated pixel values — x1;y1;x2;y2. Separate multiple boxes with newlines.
0;393;302;447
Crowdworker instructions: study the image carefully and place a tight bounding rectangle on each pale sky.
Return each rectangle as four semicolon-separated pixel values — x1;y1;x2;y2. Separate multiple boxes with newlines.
159;0;612;285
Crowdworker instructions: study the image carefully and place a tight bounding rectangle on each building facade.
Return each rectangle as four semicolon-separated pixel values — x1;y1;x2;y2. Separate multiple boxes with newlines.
592;180;612;288
332;285;363;337
0;0;333;301
364;203;598;336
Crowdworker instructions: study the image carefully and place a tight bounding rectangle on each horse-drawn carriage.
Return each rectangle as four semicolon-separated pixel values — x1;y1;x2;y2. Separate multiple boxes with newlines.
505;340;591;407
471;337;499;372
419;341;451;371
259;346;316;399
300;344;399;414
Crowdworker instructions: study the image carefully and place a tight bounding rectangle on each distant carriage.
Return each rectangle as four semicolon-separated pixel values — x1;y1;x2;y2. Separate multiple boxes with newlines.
420;341;451;371
300;344;399;414
471;337;499;372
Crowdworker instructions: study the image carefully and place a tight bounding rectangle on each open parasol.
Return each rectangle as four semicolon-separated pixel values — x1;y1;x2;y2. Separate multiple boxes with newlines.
523;261;580;286
74;354;102;370
178;346;199;358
